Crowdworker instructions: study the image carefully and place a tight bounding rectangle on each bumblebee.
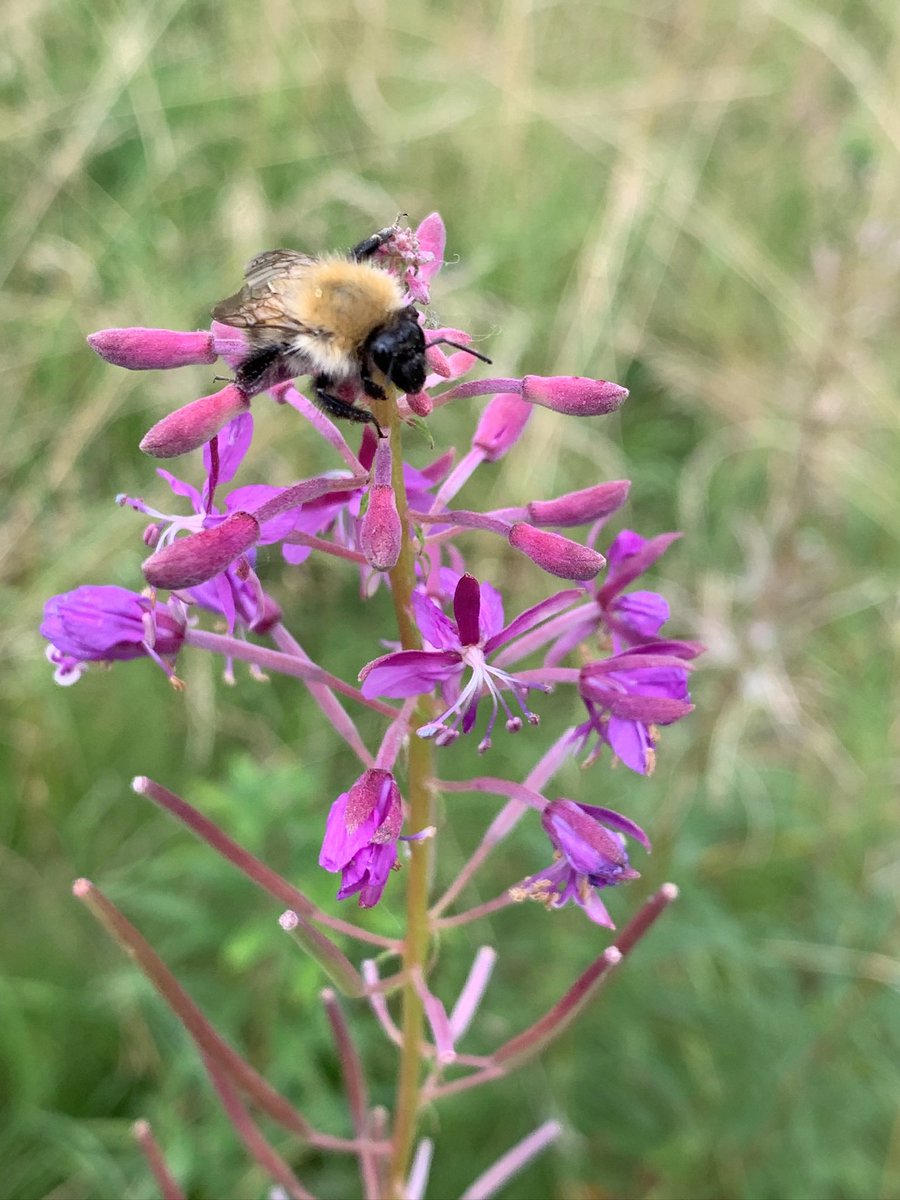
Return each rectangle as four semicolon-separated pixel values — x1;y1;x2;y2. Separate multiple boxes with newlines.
212;224;488;434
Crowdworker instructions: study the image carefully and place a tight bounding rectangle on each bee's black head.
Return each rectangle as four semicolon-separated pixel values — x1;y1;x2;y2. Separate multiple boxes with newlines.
366;306;427;395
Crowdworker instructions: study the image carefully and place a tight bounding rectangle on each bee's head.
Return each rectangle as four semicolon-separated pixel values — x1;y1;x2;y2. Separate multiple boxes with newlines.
367;307;427;395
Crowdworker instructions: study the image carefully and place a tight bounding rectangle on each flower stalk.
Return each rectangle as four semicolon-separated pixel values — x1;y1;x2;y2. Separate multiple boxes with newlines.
50;215;703;1196
383;391;437;1195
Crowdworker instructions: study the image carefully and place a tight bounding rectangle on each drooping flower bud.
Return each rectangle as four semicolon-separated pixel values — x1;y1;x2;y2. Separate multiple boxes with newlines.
542;798;647;883
142;512;259;590
406;390;433;417
508;523;606;580
522;375;628;416
87;327;218;370
527;480;631;528
139;385;250;459
41;586;186;684
319;769;404;907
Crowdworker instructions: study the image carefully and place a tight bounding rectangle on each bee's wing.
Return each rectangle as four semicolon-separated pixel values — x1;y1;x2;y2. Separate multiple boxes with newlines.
211;249;319;331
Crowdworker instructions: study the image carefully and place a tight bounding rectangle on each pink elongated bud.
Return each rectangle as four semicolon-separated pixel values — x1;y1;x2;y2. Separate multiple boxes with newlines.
509;523;606;581
139;384;250;459
88;327;218;370
522;375;628;416
425;345;453;378
372;436;393;486
359;433;402;570
360;487;402;571
406;390;433;416
142;512;259;590
472;393;532;461
527;480;631;528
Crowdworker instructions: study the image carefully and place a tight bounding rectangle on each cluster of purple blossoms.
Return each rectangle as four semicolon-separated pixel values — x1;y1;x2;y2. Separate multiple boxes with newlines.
43;213;701;914
48;213;703;1196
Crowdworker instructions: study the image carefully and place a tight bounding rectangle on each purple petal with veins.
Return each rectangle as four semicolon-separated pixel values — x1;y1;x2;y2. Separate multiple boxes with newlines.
412;591;459;651
483;588;581;655
360;650;462;697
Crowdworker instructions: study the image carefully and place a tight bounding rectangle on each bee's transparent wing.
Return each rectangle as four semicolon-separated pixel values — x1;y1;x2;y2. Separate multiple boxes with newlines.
211;249;318;331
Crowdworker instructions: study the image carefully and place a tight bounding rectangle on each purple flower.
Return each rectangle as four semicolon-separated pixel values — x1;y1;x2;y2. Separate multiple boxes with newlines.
597;529;681;649
319;769;403;907
576;641;702;774
120;448;323;629
359;574;580;751
513;799;649;927
400;212;446;304
509;528;682;668
41;585;186;684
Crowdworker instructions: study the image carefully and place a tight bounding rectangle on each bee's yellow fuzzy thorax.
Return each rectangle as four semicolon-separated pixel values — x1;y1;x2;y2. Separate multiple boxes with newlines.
296;259;406;350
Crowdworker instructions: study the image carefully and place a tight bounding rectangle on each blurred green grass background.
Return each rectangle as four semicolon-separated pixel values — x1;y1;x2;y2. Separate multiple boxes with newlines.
2;1;899;1197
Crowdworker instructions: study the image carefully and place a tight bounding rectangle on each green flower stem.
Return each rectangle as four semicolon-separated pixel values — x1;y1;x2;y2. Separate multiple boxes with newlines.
383;396;436;1196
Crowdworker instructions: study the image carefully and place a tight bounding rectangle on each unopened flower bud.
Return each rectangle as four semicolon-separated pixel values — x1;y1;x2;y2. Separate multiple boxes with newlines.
527;480;631;528
425;345;453;378
508;523;606;580
87;327;217;370
472;393;532;461
406;390;433;416
142;512;259;590
139;385;250;459
522;375;628;416
371;436;393;486
360;486;402;571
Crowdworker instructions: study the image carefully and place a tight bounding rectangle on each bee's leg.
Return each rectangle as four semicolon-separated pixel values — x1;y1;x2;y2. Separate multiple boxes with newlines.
349;225;399;262
361;370;388;402
234;344;291;395
313;377;384;438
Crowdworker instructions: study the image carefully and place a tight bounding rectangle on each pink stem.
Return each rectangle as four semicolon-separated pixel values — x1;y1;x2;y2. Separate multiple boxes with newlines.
72;880;377;1154
183;628;398;717
362;960;403;1047
435;893;517;930
412;968;456;1064
279;910;366;996
271;623;372;766
459;1119;563;1200
280;532;368;564
204;1055;314;1200
278;384;363;469
322;990;380;1200
132;1120;185;1200
427;883;680;1101
449;948;497;1041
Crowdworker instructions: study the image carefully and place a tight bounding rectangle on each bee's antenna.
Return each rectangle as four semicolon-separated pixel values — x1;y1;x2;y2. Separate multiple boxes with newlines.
426;338;492;365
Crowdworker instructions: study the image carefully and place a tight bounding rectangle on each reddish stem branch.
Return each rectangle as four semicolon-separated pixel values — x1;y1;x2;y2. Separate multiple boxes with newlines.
425;883;679;1101
132;1120;185;1200
204;1055;314;1200
72;879;384;1156
133;777;397;950
322;990;381;1200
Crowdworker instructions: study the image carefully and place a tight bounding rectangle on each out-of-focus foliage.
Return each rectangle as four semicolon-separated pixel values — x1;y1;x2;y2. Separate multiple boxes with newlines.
2;1;898;1197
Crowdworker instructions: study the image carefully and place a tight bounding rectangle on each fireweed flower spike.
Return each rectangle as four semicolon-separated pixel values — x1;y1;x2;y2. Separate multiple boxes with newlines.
359;573;581;751
512;799;650;928
54;213;700;1195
